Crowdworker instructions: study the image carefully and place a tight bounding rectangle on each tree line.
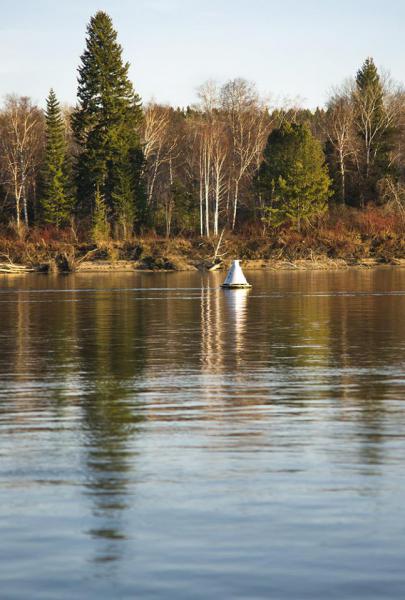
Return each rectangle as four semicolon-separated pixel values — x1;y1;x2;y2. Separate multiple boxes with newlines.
1;11;404;242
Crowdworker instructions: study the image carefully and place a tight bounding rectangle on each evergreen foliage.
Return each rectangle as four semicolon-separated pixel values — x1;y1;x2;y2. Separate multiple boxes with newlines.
41;89;71;226
356;57;381;92
72;11;144;235
92;186;110;243
258;123;331;230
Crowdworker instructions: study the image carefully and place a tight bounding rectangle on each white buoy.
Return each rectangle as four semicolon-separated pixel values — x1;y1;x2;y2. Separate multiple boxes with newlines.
221;260;251;289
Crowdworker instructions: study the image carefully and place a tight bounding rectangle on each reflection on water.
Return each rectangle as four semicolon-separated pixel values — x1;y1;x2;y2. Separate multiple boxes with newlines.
223;288;250;357
0;269;404;599
201;286;249;374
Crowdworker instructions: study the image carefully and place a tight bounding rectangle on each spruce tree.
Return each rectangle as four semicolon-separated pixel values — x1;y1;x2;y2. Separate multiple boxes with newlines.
41;89;71;227
72;11;144;235
258;123;331;231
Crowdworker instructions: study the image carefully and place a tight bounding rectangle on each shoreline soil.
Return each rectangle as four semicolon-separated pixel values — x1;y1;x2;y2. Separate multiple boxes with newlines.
76;256;405;273
1;219;404;274
1;244;404;275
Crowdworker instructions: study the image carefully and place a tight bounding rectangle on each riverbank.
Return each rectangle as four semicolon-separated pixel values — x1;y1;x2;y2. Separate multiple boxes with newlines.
1;208;404;274
1;243;404;274
74;256;405;272
1;248;404;275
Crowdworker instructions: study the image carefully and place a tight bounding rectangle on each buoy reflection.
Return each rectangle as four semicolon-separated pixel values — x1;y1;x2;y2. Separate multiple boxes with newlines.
201;286;250;373
223;288;250;360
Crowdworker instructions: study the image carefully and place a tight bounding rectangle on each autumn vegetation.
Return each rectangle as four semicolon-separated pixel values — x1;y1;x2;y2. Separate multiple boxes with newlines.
0;11;404;271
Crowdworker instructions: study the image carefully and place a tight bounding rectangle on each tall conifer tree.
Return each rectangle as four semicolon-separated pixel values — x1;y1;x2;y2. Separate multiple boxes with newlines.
72;11;144;235
41;89;71;226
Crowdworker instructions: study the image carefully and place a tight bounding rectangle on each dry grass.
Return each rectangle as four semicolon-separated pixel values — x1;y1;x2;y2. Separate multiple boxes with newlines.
0;206;403;272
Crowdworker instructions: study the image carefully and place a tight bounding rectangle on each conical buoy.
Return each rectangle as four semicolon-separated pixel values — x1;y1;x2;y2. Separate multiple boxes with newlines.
221;260;251;289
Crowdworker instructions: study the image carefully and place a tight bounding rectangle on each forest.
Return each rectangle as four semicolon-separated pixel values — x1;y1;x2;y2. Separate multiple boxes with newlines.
0;11;404;269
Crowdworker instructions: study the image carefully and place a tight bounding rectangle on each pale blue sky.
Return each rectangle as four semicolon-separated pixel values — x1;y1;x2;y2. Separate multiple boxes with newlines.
0;0;404;109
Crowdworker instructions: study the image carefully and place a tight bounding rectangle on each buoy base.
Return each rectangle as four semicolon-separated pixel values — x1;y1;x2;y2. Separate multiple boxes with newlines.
221;283;252;289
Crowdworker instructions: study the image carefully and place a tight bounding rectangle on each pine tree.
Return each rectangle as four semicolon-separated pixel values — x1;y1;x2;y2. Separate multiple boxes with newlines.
72;11;144;236
354;57;395;204
41;89;71;226
258;123;331;231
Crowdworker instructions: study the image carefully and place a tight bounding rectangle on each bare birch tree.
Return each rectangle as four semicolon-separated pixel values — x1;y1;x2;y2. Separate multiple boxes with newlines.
352;62;402;204
143;104;175;208
324;89;356;204
220;79;270;229
142;103;185;235
0;96;43;233
211;118;229;235
193;82;231;237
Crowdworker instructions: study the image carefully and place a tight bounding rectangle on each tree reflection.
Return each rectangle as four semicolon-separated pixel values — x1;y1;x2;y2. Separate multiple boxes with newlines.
325;269;405;469
1;277;148;565
76;285;147;565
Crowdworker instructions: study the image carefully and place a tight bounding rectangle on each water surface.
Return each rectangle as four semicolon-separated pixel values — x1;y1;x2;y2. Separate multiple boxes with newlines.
0;269;404;599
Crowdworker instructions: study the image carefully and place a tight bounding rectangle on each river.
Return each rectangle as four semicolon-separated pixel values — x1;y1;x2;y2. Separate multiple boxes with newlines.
0;268;404;599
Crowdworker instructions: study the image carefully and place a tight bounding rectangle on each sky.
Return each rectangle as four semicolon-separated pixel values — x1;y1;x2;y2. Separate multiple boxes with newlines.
0;0;404;109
